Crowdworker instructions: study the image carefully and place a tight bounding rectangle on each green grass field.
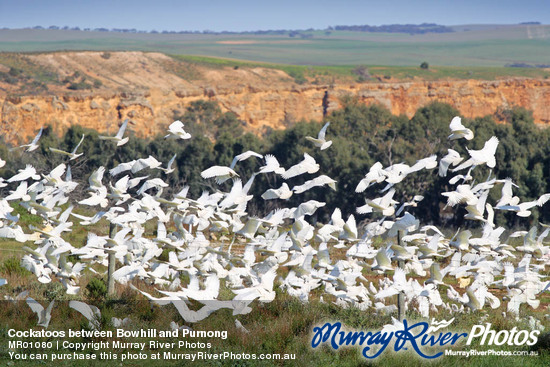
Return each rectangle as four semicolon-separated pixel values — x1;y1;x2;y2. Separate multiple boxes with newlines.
1;26;550;67
173;54;550;81
1;287;548;366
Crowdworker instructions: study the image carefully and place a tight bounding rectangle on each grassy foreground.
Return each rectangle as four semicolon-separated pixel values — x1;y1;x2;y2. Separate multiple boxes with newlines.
0;293;548;367
0;229;549;367
0;205;549;366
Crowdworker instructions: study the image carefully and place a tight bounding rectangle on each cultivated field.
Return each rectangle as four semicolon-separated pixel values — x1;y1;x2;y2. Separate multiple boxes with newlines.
1;25;550;67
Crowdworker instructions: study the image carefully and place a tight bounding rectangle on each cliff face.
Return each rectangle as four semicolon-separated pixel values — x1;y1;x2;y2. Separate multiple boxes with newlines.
1;52;549;144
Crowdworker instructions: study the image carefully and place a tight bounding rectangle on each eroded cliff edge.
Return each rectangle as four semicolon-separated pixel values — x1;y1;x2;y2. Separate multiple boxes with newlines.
1;52;549;144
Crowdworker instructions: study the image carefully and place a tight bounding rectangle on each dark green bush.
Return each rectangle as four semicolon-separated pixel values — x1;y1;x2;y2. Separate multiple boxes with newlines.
86;277;108;301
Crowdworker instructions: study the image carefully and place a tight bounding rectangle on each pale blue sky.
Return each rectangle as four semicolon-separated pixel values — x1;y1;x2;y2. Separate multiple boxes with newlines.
0;0;548;32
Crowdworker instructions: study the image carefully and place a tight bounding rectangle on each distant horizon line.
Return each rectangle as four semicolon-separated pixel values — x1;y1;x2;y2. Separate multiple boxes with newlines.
0;21;544;35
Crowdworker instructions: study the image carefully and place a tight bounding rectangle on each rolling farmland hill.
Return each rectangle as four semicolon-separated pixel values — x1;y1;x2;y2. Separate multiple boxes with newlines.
1;24;550;66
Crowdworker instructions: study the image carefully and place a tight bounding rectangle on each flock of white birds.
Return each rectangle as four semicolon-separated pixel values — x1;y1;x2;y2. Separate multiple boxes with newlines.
1;117;549;330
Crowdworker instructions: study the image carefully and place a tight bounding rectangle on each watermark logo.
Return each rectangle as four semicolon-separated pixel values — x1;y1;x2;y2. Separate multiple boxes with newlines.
466;323;539;346
310;319;540;359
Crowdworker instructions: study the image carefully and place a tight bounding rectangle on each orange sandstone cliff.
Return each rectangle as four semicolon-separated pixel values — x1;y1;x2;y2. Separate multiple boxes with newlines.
1;52;549;144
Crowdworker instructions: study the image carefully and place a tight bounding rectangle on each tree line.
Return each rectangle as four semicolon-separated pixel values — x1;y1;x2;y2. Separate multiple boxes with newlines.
1;99;548;229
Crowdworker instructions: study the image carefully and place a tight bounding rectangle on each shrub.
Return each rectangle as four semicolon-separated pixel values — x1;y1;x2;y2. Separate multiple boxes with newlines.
86;277;107;301
67;81;91;90
0;71;18;84
8;67;23;77
42;282;69;300
531;332;550;352
352;65;371;82
287;70;307;84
